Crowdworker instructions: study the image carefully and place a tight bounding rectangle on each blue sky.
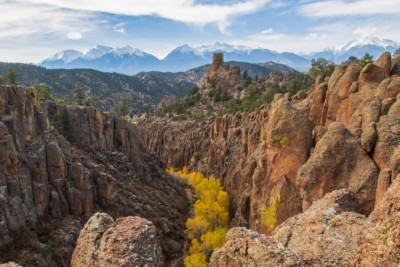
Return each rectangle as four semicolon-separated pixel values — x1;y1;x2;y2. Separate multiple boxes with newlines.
1;0;400;62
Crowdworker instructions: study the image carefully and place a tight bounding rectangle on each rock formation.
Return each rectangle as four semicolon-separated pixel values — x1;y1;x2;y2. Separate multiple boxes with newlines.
3;51;400;266
352;174;400;267
202;52;242;100
297;122;379;214
209;227;305;267
274;189;371;266
211;189;374;267
0;85;190;266
71;212;164;267
139;52;400;264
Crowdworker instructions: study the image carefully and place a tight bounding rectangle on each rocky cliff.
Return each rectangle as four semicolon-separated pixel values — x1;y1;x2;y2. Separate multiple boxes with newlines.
0;85;190;266
139;52;400;260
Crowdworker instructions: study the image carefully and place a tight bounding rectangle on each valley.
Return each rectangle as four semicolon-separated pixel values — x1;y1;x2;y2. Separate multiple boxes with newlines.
0;46;400;267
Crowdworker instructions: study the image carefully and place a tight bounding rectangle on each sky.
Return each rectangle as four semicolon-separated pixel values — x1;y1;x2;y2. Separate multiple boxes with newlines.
1;0;400;63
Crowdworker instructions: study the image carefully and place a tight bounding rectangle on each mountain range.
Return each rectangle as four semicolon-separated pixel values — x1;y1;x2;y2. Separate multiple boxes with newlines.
40;36;399;75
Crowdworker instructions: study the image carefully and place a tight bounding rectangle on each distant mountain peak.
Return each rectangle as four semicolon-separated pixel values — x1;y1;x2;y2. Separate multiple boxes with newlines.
82;45;113;60
111;45;145;57
335;36;400;53
173;44;198;54
45;50;82;63
196;42;252;53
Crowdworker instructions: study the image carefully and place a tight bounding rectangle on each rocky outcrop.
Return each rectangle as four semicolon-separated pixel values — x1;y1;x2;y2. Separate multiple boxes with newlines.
209;227;305;267
141;54;399;233
141;95;314;233
71;213;163;267
0;86;189;266
211;189;372;267
352;174;400;266
309;82;327;126
297;122;379;214
203;52;242;99
138;52;400;265
320;63;361;127
250;97;312;232
0;263;22;267
274;189;371;266
373;95;400;178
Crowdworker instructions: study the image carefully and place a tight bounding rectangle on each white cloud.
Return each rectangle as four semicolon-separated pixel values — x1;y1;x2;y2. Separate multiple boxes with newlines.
235;19;400;54
299;0;400;17
67;32;82;40
237;30;329;53
353;26;377;37
25;0;270;28
0;1;97;39
261;28;274;34
113;23;125;33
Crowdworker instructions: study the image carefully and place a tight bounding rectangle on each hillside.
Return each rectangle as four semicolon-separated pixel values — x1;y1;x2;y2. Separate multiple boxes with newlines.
0;61;299;114
154;54;311;120
0;63;195;113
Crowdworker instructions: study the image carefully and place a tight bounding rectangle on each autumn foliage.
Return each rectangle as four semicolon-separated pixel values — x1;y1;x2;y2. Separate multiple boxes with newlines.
167;167;229;266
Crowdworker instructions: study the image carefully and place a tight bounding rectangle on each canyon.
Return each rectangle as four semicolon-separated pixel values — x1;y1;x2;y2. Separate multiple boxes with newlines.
0;85;190;266
139;51;400;265
0;50;399;266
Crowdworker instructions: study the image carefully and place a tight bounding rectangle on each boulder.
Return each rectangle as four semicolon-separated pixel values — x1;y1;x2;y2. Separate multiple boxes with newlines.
352;174;400;266
274;189;372;267
374;52;391;78
297;122;379;214
359;63;385;87
391;58;400;76
376;76;400;99
0;263;22;267
209;227;305;267
321;64;361;126
71;213;164;267
309;82;328;126
373;97;400;178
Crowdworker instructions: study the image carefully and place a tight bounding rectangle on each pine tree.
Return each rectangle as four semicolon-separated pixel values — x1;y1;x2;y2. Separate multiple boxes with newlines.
60;107;75;142
309;58;335;78
84;95;100;107
73;84;85;105
0;75;4;84
37;83;53;100
360;53;374;68
394;48;400;58
7;67;17;85
118;96;131;118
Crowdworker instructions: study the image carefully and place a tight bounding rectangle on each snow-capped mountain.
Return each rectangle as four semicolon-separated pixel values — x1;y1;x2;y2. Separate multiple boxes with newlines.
81;45;113;60
41;45;159;75
45;50;82;63
196;42;252;54
39;37;399;75
40;42;310;74
41;50;83;68
335;36;399;53
161;42;310;72
307;36;400;63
